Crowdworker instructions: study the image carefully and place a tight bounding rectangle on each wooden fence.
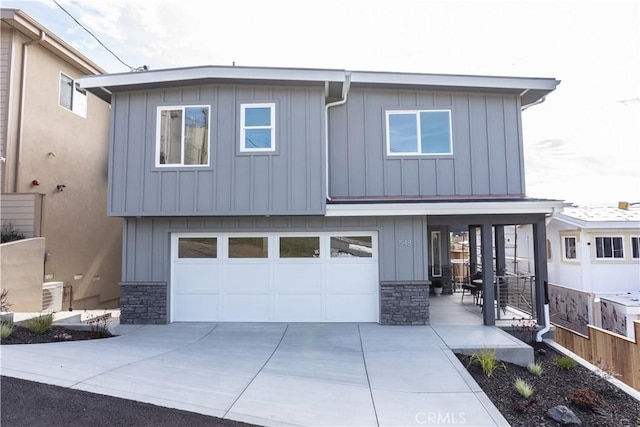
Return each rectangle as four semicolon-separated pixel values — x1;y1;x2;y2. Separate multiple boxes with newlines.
553;321;640;391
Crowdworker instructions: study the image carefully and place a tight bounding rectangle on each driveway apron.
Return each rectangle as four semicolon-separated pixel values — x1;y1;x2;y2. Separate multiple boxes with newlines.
0;323;509;426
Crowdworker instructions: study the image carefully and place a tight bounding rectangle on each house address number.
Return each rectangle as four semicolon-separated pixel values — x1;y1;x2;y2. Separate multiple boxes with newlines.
398;239;412;247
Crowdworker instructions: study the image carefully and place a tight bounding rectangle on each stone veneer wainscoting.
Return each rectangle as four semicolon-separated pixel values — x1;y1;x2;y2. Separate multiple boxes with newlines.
119;282;167;324
380;281;430;325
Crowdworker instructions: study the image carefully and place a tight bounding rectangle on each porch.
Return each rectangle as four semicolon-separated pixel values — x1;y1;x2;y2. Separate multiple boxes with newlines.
428;292;535;366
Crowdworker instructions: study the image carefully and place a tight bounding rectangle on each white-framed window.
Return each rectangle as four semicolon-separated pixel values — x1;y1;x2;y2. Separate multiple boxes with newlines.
240;103;276;152
59;73;87;117
431;230;442;277
631;237;640;259
386;109;452;155
156;106;209;167
562;236;577;260
594;236;624;259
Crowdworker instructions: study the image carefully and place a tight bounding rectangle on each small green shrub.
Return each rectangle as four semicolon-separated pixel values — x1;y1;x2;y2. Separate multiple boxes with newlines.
0;320;13;339
1;221;25;243
85;313;112;338
556;356;577;370
468;348;505;378
527;362;543;376
24;313;54;334
514;377;534;398
568;386;603;409
0;289;12;312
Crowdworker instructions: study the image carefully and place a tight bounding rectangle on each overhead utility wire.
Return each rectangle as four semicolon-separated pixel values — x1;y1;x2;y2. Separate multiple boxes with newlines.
52;0;147;71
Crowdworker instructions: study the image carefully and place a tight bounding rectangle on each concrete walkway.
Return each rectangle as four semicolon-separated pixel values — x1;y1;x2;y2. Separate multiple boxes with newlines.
1;322;511;426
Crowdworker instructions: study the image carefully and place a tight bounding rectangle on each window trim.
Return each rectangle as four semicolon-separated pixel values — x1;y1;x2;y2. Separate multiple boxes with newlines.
155;105;210;168
632;236;640;259
385;109;453;156
430;230;442;277
562;236;578;261
594;236;625;260
240;103;276;153
59;72;87;118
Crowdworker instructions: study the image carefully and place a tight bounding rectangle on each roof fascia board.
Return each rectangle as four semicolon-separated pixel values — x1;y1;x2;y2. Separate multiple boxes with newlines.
80;66;347;89
326;201;570;217
1;8;105;75
553;213;640;230
348;70;560;92
79;65;559;98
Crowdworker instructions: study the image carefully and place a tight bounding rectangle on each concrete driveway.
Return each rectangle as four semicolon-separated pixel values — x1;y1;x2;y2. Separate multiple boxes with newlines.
1;323;508;426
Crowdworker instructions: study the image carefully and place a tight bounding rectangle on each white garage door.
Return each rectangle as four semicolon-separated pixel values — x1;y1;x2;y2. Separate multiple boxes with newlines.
170;232;379;322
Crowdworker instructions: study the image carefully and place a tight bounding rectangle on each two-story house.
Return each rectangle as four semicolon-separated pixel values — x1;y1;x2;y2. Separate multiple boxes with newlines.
80;65;564;326
546;204;640;337
1;9;122;310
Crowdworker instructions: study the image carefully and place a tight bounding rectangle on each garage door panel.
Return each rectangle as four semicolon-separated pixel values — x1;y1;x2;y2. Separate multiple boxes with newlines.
172;232;380;322
326;294;378;322
174;264;219;292
274;294;322;321
274;263;322;291
173;294;219;321
326;263;378;293
225;263;270;291
223;294;271;321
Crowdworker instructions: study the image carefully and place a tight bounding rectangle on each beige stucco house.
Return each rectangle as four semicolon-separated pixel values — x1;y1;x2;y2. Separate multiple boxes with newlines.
0;9;121;310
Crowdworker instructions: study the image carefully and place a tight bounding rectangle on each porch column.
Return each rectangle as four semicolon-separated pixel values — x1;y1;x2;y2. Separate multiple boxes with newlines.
468;225;478;275
494;225;506;276
533;218;549;327
494;225;506;320
481;223;495;326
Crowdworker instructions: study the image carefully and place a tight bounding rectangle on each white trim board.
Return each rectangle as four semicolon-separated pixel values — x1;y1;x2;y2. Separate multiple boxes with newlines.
325;201;570;217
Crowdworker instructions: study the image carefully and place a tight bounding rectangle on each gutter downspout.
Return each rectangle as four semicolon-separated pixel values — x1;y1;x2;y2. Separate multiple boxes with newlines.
15;30;46;192
325;72;351;201
522;96;546;111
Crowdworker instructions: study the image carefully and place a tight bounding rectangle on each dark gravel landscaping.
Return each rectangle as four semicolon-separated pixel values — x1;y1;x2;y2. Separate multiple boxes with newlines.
1;376;257;427
0;325;112;345
457;342;640;427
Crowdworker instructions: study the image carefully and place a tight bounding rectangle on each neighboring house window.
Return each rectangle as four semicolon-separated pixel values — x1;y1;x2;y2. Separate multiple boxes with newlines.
386;110;452;155
632;237;640;259
240;103;276;152
59;73;87;117
595;236;624;259
546;239;552;260
431;231;442;277
563;237;577;260
157;106;209;167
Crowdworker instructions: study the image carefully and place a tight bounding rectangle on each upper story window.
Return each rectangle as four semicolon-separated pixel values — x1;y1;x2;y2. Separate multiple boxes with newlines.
386;110;452;156
156;106;209;167
240;103;275;152
59;73;87;118
594;236;624;259
631;237;639;259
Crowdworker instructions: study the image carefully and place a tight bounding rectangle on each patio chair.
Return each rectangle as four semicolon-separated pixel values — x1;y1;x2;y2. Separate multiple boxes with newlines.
461;271;483;304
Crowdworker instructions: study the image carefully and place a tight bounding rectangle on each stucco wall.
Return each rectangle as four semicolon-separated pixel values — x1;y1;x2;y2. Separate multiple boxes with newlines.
8;38;121;309
0;238;45;312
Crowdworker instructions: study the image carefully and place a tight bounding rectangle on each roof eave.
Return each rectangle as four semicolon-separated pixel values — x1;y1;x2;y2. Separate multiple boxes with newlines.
1;8;106;76
78;65;560;106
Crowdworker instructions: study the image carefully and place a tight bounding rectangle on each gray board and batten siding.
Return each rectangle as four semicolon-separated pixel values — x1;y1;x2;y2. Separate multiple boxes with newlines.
109;84;326;217
329;88;525;199
121;215;427;284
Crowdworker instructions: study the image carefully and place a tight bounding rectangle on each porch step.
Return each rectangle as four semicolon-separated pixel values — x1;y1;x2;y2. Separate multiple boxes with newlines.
431;324;534;367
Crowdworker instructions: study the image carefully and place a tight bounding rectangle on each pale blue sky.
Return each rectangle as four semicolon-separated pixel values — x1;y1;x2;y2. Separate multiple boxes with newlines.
5;0;639;204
